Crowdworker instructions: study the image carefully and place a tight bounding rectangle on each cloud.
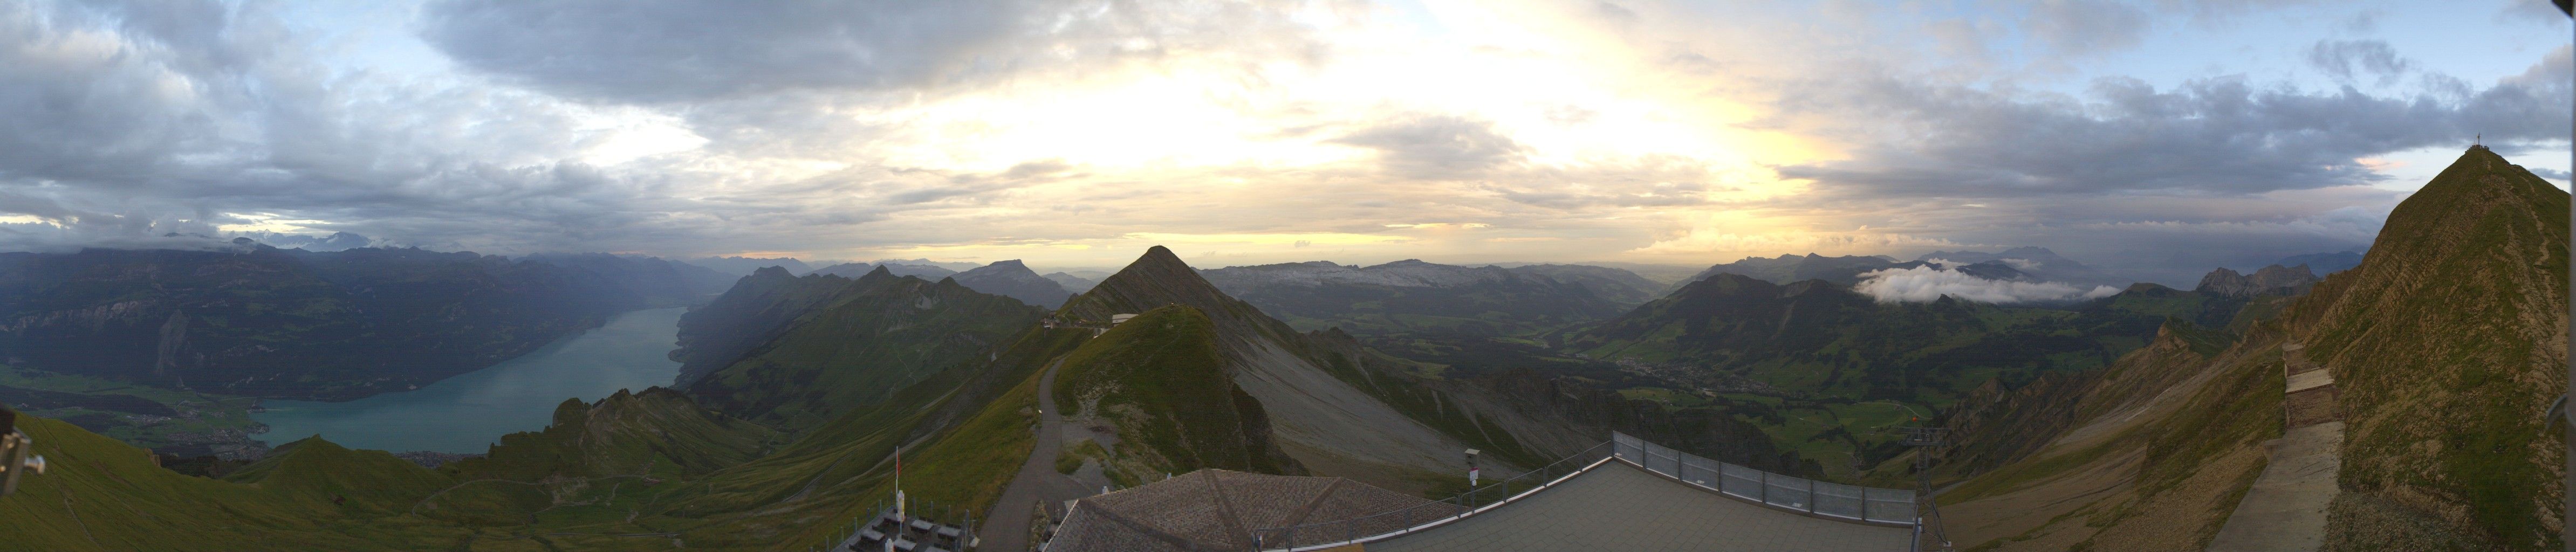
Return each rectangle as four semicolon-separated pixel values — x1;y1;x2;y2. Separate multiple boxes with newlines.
1767;47;2572;198
1630;229;1967;257
2023;0;2151;57
1332;114;1529;179
419;0;1333;104
237;231;375;251
2306;39;2414;85
1854;265;2122;303
419;1;1025;102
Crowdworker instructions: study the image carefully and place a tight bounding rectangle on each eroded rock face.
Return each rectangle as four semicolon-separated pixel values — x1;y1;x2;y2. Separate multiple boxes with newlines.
2194;264;2321;298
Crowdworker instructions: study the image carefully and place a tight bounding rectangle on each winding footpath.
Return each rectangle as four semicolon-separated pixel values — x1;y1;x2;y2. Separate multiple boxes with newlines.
974;357;1095;552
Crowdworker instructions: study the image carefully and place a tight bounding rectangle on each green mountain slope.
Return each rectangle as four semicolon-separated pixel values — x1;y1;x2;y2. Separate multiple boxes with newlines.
1057;247;1559;485
1052;305;1300;477
683;270;1045;431
1933;146;2567;551
668;266;857;388
2291;145;2566;549
1564;271;2265;480
0;415;476;551
444;388;779;482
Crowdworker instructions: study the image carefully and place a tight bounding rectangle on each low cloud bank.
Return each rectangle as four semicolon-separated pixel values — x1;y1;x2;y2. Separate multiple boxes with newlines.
1854;265;2120;303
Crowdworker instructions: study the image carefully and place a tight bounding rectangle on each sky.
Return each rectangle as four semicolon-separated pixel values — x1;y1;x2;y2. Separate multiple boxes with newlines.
0;0;2567;286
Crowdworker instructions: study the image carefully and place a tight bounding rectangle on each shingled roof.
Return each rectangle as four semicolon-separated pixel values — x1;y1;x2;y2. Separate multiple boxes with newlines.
1046;469;1454;551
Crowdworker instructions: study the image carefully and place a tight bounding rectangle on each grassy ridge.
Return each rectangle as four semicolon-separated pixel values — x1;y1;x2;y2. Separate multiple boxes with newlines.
0;416;474;551
687;275;1044;432
1052;305;1292;474
2293;147;2569;549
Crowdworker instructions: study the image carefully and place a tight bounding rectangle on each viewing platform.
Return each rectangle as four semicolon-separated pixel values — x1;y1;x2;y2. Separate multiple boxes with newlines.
1025;432;1926;551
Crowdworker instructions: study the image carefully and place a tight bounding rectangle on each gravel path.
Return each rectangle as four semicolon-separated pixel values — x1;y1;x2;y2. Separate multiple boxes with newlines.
975;357;1094;552
2207;342;2342;552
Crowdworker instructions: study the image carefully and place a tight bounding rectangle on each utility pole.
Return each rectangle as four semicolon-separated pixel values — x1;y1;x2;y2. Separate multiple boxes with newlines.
1902;426;1950;552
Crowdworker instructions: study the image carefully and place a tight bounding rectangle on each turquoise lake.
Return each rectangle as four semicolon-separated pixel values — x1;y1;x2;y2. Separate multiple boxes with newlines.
250;307;688;453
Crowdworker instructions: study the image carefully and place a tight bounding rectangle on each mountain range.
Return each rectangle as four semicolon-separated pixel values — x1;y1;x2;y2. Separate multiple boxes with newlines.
676;267;1044;431
687;256;815;276
1;246;732;400
1667;247;2128;294
1195;259;1644;338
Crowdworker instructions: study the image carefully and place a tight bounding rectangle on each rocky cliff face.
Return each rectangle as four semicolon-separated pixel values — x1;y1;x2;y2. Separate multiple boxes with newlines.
949;259;1075;308
2193;264;2321;298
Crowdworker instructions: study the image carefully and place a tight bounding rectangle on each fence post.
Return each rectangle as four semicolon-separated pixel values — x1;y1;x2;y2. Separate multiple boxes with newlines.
1806;478;1818;514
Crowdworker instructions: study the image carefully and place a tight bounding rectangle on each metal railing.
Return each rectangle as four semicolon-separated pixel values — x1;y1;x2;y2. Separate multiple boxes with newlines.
1611;432;1916;525
1248;441;1617;551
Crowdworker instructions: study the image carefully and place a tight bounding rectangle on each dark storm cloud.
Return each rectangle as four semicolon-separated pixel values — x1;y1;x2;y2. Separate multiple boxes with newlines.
1332;114;1529;179
0;0;1012;257
1770;48;2571;198
0;0;241;187
2307;39;2415;85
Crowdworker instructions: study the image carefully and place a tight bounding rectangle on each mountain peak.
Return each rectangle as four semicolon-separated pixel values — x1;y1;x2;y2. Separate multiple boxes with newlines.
2267;144;2568;546
951;259;1072;308
1065;246;1289;344
751;265;793;278
2194;264;2317;298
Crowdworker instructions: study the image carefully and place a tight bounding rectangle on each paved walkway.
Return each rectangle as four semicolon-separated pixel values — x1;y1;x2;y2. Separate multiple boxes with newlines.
975;358;1094;552
2207;342;2342;552
1365;461;1914;552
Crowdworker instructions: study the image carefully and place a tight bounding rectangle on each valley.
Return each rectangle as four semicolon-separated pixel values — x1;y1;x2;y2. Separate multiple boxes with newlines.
252;306;694;454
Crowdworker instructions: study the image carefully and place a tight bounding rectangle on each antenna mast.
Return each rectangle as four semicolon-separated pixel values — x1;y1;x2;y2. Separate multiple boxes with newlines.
1902;425;1952;552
